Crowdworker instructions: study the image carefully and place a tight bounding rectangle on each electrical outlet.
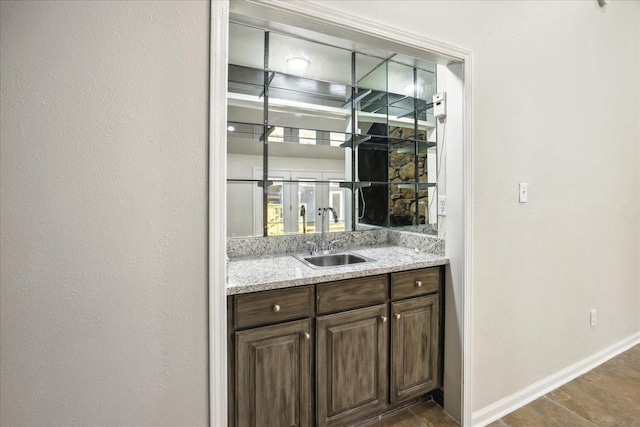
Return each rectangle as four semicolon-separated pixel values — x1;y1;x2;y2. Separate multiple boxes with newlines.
590;309;597;327
433;92;446;119
437;195;446;216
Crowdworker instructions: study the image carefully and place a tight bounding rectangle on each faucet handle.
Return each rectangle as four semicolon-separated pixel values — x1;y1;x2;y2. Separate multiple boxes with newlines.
328;240;342;251
306;241;318;254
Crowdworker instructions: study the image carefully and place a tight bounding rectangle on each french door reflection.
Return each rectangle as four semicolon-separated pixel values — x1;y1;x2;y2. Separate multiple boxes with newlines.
255;169;346;236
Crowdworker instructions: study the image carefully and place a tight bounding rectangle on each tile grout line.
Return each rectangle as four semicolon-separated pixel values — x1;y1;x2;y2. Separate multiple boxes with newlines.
542;396;600;427
576;356;639;414
407;406;429;427
582;358;640;406
380;345;640;427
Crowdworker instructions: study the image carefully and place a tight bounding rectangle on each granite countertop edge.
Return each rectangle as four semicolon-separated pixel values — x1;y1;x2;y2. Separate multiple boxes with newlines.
227;245;449;295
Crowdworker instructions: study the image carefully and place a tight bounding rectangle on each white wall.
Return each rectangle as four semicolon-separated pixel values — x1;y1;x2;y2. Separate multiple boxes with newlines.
3;0;639;425
317;0;640;416
0;1;210;425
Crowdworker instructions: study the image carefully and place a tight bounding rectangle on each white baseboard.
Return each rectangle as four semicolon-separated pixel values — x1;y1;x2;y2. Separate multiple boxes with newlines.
471;331;640;427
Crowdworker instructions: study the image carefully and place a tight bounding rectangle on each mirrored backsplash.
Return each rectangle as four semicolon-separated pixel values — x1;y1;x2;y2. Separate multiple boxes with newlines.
227;21;439;238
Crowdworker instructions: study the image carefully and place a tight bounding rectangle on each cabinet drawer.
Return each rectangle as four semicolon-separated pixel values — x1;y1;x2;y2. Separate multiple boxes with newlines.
316;275;388;314
235;286;313;329
391;267;440;300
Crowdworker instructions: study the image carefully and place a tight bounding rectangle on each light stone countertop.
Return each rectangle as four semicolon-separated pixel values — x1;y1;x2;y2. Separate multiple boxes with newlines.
227;245;449;295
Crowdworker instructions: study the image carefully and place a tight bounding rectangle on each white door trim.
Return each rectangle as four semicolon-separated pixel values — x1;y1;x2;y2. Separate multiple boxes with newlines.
209;1;229;426
210;1;473;425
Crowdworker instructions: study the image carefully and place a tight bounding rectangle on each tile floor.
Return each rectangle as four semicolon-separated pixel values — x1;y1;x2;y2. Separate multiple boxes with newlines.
362;344;640;427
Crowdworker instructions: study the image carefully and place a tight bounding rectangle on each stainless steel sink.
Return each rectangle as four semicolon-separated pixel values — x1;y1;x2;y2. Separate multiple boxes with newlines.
294;251;375;270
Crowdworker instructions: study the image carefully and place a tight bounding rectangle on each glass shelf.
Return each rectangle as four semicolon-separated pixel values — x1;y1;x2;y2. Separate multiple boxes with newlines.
228;80;264;98
227;121;351;148
269;72;351;104
418;140;437;151
226;122;265;141
227;178;355;187
229;64;264;86
343;181;437;188
396;182;436;189
229;64;435;120
348;135;436;151
355;83;436;104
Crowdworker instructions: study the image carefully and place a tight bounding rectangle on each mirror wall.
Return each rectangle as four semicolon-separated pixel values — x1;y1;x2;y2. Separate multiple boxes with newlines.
227;22;437;238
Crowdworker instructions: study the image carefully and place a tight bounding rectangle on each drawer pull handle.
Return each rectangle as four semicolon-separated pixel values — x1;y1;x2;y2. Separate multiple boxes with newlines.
394;313;402;320
415;280;422;287
302;332;311;340
380;315;387;323
272;304;281;313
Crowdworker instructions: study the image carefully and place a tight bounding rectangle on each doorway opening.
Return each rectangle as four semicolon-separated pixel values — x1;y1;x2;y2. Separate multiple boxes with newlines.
209;1;473;425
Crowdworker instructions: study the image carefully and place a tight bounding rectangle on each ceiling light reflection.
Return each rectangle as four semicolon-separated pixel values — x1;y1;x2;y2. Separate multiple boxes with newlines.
287;57;311;70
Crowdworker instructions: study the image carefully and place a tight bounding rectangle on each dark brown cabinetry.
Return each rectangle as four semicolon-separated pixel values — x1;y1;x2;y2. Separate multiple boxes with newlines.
228;266;443;427
235;319;312;427
316;304;388;426
390;295;439;404
389;267;441;404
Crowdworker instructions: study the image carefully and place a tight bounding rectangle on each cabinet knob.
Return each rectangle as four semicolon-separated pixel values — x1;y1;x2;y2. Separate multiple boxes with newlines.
380;315;387;323
272;304;281;313
302;332;311;340
415;280;422;287
394;313;402;320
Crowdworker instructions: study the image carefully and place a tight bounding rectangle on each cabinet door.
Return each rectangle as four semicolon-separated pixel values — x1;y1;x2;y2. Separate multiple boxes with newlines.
390;294;440;404
235;319;312;427
316;304;388;426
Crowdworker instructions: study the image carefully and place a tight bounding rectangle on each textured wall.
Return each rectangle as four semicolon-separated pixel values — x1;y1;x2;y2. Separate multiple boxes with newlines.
316;0;640;414
0;1;210;425
3;0;639;424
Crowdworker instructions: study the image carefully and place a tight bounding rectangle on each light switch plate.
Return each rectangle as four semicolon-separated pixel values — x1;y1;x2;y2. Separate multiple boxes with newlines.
519;183;528;203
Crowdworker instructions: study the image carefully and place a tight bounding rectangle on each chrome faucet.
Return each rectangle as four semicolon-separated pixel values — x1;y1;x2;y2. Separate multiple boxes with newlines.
319;207;339;252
